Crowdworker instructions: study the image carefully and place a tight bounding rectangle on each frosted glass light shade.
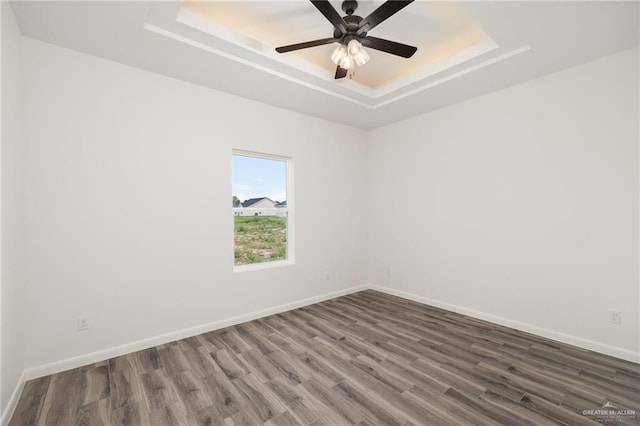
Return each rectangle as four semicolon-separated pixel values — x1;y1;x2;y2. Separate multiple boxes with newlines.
331;45;348;65
347;39;363;55
339;54;355;70
353;48;370;67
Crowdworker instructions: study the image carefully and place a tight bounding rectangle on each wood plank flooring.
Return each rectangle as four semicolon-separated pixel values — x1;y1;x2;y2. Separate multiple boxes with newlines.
10;290;640;425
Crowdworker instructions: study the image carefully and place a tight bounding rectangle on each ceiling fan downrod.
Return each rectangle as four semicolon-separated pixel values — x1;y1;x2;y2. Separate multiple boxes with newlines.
342;0;358;16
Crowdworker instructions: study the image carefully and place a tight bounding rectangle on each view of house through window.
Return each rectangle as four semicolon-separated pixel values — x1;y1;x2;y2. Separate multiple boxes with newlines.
232;152;291;267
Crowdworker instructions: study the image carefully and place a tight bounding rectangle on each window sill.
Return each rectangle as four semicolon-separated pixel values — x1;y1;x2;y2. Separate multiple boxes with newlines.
233;259;295;273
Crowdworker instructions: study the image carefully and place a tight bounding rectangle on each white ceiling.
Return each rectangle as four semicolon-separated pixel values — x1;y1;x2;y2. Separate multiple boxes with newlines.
10;1;640;129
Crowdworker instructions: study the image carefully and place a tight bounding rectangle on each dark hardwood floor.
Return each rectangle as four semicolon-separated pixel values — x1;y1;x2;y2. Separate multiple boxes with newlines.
9;290;640;425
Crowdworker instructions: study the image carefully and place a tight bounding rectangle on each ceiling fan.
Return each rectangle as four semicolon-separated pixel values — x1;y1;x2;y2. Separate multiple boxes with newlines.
275;0;417;79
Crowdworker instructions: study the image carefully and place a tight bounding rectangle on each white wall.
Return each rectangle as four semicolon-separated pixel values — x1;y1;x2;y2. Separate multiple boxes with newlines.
20;38;368;371
368;48;640;361
1;1;25;417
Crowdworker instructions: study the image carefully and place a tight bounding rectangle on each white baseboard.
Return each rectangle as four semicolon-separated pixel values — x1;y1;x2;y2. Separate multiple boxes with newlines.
370;284;640;364
24;284;369;380
18;281;640;386
0;372;26;426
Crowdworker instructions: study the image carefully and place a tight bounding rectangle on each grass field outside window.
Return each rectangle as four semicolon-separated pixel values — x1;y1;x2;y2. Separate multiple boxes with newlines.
234;215;287;265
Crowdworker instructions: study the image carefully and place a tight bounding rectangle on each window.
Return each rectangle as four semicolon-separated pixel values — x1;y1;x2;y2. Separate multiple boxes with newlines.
232;150;293;270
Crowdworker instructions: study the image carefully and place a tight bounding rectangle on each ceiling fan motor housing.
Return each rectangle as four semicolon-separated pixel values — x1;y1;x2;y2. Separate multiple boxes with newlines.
334;1;366;43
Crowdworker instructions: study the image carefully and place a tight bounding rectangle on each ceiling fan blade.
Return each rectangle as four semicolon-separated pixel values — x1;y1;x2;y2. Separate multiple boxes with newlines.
310;0;347;34
357;0;414;34
275;37;338;53
335;66;348;79
361;36;417;58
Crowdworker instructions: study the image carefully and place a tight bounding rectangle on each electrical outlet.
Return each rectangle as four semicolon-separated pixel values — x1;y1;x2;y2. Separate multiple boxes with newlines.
608;311;621;324
77;316;89;331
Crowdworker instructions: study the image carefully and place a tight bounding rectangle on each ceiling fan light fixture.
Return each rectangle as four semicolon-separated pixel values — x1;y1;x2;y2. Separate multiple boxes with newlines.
332;39;369;70
331;44;348;65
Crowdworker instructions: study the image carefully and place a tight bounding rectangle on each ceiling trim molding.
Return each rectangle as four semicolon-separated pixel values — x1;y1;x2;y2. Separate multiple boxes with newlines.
374;45;531;109
145;19;531;111
143;23;374;109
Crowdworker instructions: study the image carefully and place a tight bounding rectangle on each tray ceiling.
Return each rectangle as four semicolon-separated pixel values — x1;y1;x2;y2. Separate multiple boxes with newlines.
181;1;496;89
9;1;640;129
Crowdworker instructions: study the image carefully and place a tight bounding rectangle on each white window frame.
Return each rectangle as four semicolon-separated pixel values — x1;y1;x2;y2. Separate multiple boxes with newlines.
232;149;295;272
